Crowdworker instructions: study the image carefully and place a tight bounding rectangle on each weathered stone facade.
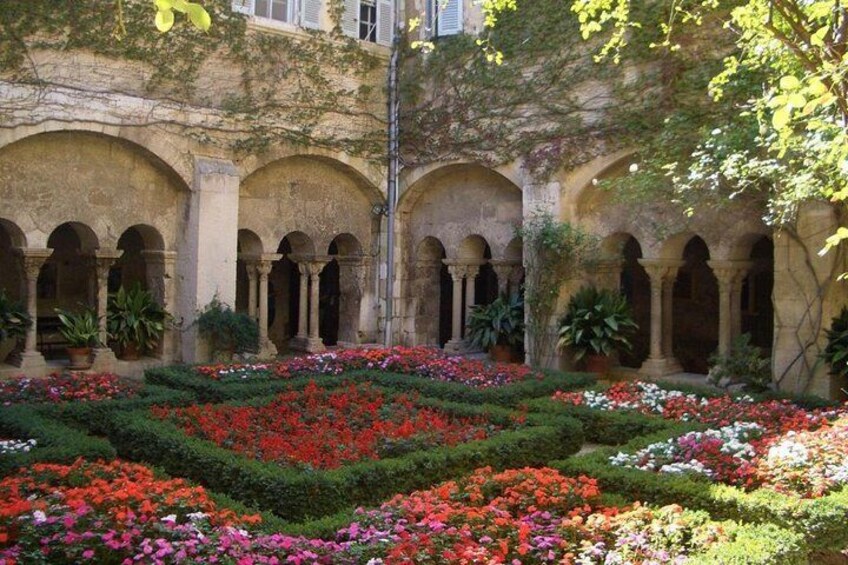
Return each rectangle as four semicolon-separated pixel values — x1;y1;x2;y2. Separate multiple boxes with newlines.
0;1;845;397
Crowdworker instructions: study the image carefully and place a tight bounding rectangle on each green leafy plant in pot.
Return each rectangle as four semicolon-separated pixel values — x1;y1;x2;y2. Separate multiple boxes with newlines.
107;283;170;360
822;306;848;386
465;294;524;362
556;286;638;374
0;290;32;363
196;297;259;361
55;308;100;369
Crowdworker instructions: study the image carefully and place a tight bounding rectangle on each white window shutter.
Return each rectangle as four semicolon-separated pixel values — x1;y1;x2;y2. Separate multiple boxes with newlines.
301;0;322;28
231;0;254;14
436;0;461;36
341;0;359;37
376;0;393;45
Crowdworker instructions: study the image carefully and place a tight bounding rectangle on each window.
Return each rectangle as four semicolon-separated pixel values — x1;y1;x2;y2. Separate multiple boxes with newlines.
340;0;392;45
254;0;293;23
426;0;462;37
359;0;377;42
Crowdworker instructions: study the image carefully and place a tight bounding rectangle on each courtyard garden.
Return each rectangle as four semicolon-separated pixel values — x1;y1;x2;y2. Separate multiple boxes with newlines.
0;347;845;563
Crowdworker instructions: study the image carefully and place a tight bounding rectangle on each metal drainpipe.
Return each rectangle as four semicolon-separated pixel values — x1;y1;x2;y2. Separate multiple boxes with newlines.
384;3;400;347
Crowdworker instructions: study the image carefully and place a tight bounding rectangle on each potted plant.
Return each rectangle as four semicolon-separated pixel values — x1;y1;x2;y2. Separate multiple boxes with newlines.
0;290;31;363
107;284;170;360
196;298;259;361
55;308;100;369
556;286;638;374
822;306;848;384
465;294;524;362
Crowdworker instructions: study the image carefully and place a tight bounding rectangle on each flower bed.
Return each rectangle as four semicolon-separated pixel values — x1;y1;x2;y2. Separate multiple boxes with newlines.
151;381;500;470
0;460;803;564
553;380;833;435
197;346;539;387
0;373;137;405
0;439;36;456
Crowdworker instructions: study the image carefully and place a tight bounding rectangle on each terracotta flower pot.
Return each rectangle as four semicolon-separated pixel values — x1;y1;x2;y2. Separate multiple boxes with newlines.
67;347;92;370
490;344;513;363
120;342;140;361
584;353;611;375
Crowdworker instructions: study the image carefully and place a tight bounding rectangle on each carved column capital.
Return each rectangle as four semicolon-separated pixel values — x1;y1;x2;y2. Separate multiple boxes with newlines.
92;249;124;280
16;248;53;279
638;259;685;283
707;260;753;287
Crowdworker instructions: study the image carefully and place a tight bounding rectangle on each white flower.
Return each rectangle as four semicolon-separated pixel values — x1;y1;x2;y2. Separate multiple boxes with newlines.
32;510;47;524
628;163;639;173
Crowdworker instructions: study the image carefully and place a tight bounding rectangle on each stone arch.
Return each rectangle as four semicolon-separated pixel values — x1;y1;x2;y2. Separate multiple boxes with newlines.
266;231;318;352
0;131;189;251
322;234;367;346
672;235;719;373
0;124;193;188
455;234;489;262
235;229;265;318
567;149;638;222
736;235;774;352
412;237;450;346
239;155;379;254
0;219;25;309
111;224;165;293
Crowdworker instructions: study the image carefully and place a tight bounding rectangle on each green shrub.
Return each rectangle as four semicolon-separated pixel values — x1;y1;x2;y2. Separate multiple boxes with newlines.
465;294;524;350
0;405;115;476
108;283;170;354
196;297;258;357
556;285;638;361
708;333;772;392
106;402;584;521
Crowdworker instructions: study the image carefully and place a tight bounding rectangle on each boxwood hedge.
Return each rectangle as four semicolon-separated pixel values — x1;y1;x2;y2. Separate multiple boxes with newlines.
105;392;584;521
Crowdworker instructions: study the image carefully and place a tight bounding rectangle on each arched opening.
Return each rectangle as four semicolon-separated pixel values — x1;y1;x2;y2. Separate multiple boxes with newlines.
325;234;364;347
413;237;450;347
619;236;650;368
475;244;498;305
672;236;719;373
320;241;341;346
110;225;165;294
39;222;99;359
235;230;264;316
268;231;315;352
742;237;774;352
0;220;25;364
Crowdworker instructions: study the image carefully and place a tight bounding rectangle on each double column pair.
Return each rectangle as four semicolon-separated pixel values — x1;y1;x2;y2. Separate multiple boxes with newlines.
443;261;481;353
242;253;283;358
637;258;752;376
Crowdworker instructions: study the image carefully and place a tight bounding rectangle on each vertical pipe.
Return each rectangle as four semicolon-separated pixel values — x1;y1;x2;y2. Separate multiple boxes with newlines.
384;4;400;347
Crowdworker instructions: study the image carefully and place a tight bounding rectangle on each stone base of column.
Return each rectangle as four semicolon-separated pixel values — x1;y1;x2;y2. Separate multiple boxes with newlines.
336;341;359;349
638;356;684;378
288;336;309;352
90;347;119;373
14;350;48;376
258;339;279;360
305;338;326;353
444;339;464;354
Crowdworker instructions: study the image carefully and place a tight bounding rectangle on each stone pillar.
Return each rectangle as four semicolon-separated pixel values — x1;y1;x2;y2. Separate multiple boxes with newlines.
444;263;466;352
245;260;258;320
142;250;178;360
708;260;753;356
637;259;684;377
14;248;52;374
256;254;282;358
729;263;753;340
337;256;366;347
306;258;329;353
508;265;525;298
91;249;123;372
464;265;480;334
179;157;240;363
490;260;520;297
290;261;310;350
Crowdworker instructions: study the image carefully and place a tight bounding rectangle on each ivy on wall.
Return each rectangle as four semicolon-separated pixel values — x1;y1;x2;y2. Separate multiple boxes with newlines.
0;0;387;160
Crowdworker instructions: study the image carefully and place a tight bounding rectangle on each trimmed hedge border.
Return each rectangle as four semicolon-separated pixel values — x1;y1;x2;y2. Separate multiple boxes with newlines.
0;404;115;476
552;427;848;553
33;384;197;436
144;365;596;405
105;391;584;521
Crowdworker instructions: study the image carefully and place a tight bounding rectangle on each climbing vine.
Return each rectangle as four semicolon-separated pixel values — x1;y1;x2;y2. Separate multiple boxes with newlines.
0;0;387;160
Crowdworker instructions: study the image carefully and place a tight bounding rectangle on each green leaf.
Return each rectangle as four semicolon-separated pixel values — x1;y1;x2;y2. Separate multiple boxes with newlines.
186;3;212;31
155;9;175;32
779;75;800;90
154;0;174;9
772;106;791;129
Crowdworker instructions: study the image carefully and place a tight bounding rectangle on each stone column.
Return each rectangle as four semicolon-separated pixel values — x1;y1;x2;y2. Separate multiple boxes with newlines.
141;250;178;360
444;262;466;353
337;256;366;347
14;248;52;374
637;259;684;377
256;254;282;358
245;260;259;320
91;249;123;372
508;265;525;298
464;265;480;335
730;263;753;340
179;157;240;363
289;260;310;350
306;258;330;353
490;260;519;297
708;260;753;356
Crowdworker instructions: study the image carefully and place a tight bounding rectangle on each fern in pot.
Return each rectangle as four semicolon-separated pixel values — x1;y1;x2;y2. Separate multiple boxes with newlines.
55;308;100;369
465;294;524;362
557;286;638;374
